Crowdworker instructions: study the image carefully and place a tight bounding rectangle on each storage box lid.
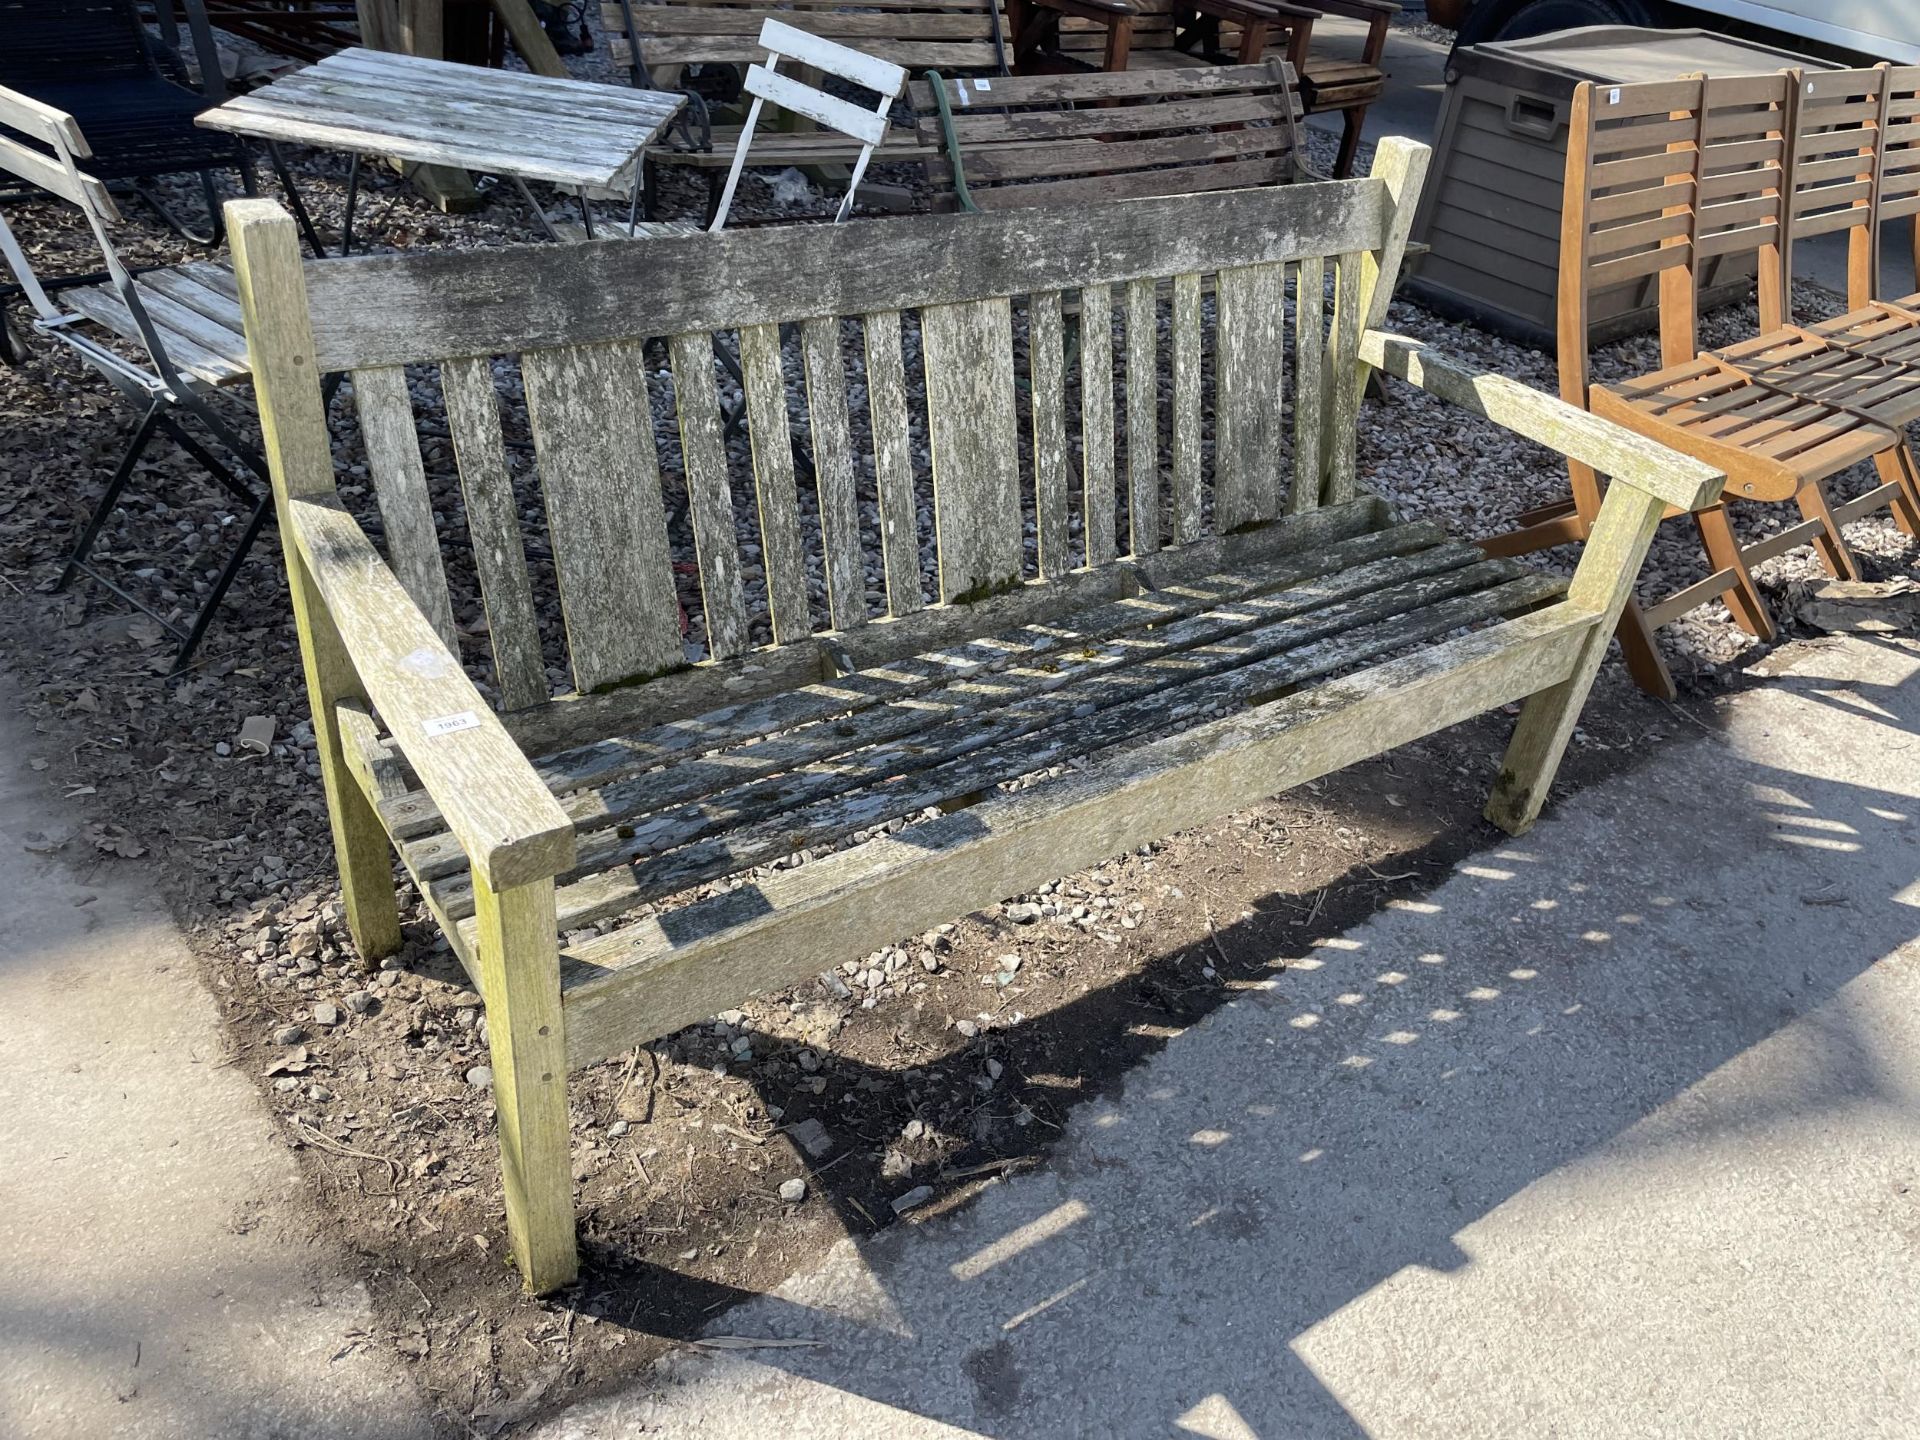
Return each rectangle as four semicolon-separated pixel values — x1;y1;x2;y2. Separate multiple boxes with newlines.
1451;25;1827;100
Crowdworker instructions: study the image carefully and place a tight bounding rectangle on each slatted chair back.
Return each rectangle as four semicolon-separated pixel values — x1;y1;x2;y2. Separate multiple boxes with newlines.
1783;65;1887;313
0;0;156;88
1557;78;1708;418
1878;64;1920;301
708;20;909;228
1694;72;1792;335
600;0;1007;87
909;61;1305;213
245;153;1421;730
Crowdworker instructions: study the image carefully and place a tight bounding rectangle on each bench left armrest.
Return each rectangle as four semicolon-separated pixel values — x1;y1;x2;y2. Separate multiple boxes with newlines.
1359;329;1724;514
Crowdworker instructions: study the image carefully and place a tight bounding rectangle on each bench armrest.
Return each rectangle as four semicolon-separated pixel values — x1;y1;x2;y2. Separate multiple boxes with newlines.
288;494;576;891
1359;330;1723;513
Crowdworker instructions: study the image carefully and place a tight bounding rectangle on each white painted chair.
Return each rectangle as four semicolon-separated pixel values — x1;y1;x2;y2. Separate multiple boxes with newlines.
563;18;909;240
707;18;910;229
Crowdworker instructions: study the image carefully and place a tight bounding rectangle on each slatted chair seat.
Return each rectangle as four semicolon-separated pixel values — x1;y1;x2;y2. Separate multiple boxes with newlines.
911;61;1305;211
1708;327;1920;430
651;124;912;169
227;140;1724;1296
1589;355;1899;503
57;259;250;388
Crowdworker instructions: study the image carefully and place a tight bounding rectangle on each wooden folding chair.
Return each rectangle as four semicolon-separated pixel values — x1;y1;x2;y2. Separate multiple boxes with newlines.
1485;74;1919;699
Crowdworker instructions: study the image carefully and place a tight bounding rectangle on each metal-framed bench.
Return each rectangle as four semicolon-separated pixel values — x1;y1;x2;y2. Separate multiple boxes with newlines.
228;138;1721;1293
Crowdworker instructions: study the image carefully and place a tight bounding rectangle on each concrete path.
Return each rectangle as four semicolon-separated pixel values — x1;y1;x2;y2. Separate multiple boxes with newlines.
536;634;1920;1439
0;694;433;1439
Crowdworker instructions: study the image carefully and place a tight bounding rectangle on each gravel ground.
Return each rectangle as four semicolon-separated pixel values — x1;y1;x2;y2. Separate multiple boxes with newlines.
2;26;1916;1434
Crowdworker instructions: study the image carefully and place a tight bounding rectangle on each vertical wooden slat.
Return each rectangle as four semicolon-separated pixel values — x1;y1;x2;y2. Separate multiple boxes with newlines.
520;339;683;692
1170;271;1203;545
1029;290;1071;578
800;316;866;631
1323;251;1364;507
352;363;457;652
739;322;813;643
922;297;1022;603
666;331;751;660
863;309;923;617
1125;276;1159;557
440;355;548;709
1080;282;1116;566
1289;255;1325;515
1214;260;1285;531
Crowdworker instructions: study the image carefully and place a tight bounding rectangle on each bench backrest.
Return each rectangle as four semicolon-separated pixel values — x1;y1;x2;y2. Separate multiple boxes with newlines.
909;61;1304;212
601;0;1007;84
233;144;1426;721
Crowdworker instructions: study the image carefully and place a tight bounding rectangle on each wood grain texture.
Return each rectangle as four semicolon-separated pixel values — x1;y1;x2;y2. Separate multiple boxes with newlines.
862;309;923;617
1080;282;1116;566
439;356;549;710
521;340;685;692
352;364;458;653
800;316;867;631
1126;276;1160;557
301;179;1388;371
1030;289;1072;578
472;872;578;1294
1322;251;1364;506
739;322;813;642
923;298;1023;602
1214;261;1285;530
1170;271;1203;545
667;332;752;659
1290;254;1325;514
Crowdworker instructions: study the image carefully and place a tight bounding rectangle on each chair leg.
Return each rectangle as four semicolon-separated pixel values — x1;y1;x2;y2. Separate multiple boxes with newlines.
169;488;275;673
472;872;579;1295
1877;445;1920;537
1692;502;1776;641
1797;480;1862;581
1612;597;1676;700
58;401;165;592
1333;108;1365;180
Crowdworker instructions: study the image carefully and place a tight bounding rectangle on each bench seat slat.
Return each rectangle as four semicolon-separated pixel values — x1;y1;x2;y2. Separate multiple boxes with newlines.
404;529;1482;885
552;599;1586;1064
439;559;1562;937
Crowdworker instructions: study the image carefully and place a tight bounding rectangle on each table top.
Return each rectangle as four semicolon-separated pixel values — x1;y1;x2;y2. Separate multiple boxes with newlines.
198;48;684;191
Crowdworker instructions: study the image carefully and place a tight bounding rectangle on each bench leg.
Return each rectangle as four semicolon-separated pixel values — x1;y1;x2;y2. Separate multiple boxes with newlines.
288;544;404;962
472;872;578;1295
1486;479;1668;836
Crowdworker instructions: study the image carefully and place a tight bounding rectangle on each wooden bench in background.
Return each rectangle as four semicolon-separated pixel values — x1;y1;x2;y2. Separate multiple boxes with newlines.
228;138;1722;1293
1029;0;1393;176
910;60;1306;211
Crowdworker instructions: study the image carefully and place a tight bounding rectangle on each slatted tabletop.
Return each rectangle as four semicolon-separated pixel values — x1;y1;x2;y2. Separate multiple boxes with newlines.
197;48;684;191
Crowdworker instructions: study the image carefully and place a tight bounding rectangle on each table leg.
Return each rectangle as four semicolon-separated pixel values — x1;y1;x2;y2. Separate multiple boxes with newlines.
342;152;363;257
511;175;563;243
576;190;596;241
265;141;328;259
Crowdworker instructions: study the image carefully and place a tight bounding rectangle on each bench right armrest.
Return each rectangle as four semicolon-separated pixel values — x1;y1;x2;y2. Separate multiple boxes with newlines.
1358;329;1724;513
287;493;576;892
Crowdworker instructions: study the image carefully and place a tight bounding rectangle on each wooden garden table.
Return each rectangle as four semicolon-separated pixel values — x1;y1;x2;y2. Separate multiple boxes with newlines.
197;47;684;249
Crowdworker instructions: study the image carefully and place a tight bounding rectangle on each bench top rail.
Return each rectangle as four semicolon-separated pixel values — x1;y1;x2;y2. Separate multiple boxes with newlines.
243;148;1427;724
602;0;1008;75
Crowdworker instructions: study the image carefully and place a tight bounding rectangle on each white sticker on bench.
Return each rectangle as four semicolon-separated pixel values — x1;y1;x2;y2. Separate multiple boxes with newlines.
1607;87;1620;105
975;79;990;90
423;711;481;737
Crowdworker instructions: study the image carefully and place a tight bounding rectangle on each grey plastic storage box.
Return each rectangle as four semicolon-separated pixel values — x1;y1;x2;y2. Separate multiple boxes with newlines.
1405;26;1825;350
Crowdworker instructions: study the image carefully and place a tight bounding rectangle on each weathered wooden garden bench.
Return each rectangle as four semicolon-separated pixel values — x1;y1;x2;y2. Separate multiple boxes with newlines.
229;138;1721;1293
911;60;1306;211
